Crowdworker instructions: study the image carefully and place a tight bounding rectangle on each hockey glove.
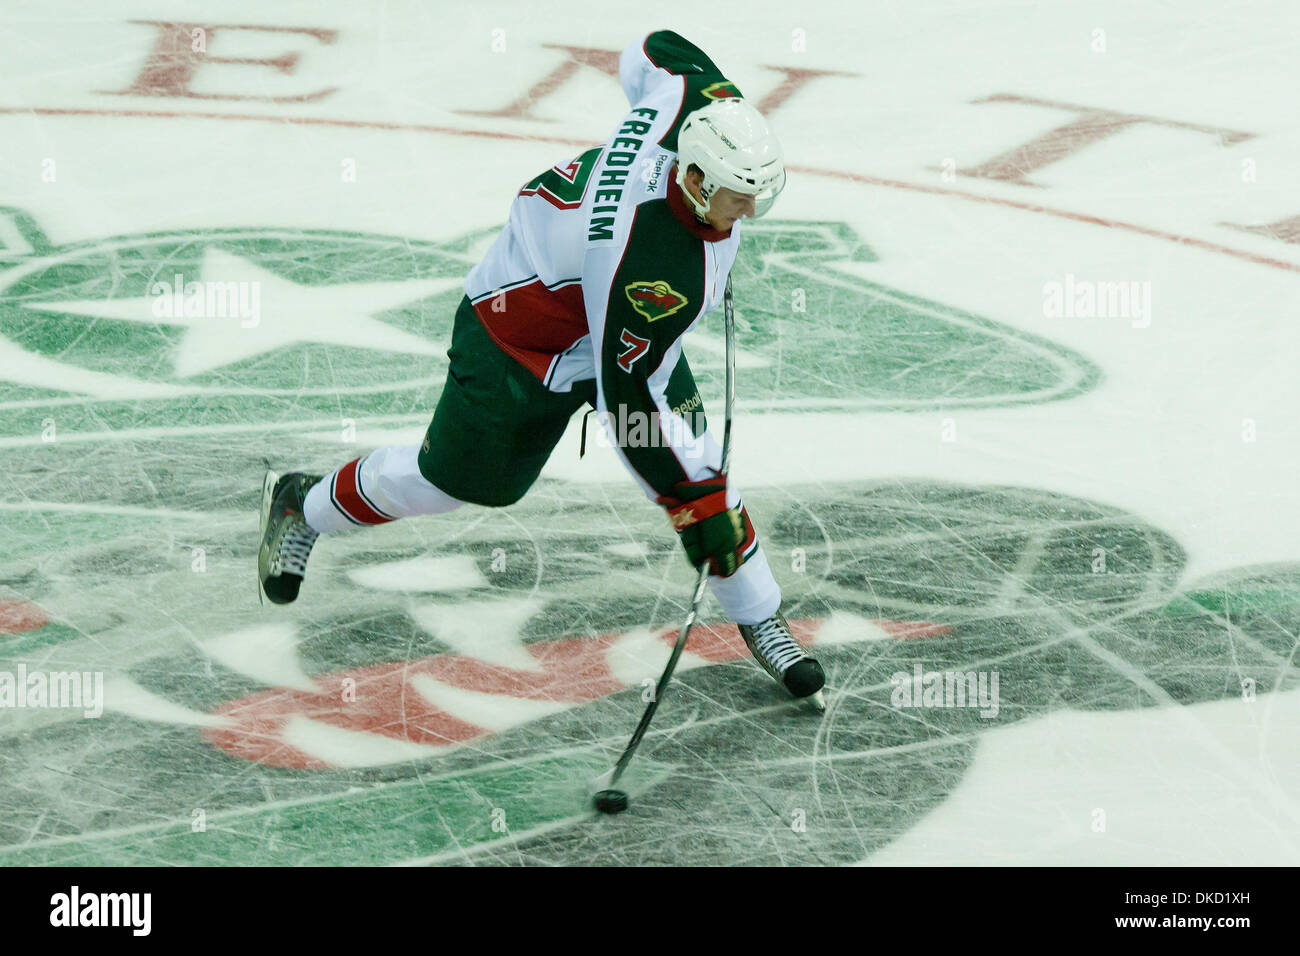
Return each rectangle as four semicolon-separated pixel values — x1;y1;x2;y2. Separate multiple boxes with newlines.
658;475;754;577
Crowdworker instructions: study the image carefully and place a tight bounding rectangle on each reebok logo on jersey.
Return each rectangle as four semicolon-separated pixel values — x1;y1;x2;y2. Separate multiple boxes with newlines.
701;81;742;100
624;280;687;322
616;329;650;372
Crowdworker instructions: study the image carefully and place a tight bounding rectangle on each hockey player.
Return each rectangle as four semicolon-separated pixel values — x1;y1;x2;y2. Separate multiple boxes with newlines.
258;30;825;706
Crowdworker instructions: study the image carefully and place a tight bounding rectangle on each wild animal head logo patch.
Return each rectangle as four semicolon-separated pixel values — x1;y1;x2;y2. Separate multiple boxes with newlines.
701;81;742;100
624;280;688;322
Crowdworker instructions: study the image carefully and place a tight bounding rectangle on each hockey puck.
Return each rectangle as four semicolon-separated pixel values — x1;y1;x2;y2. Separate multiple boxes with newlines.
593;789;629;814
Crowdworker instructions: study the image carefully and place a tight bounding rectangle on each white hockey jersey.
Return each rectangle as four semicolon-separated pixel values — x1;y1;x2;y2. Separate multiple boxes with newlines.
463;31;747;501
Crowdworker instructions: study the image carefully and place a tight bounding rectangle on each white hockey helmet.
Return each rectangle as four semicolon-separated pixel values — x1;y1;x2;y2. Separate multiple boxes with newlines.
675;98;786;220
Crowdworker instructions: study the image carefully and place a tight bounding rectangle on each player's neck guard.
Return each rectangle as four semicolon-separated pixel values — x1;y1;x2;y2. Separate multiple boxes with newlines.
666;175;733;242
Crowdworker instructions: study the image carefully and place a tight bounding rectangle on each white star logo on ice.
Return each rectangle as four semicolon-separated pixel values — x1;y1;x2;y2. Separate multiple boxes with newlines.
28;247;463;377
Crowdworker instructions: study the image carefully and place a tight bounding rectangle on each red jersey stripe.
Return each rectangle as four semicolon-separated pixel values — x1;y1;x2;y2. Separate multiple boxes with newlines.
471;280;588;382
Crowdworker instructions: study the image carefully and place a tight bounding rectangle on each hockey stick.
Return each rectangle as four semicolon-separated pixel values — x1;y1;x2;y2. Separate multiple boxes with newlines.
591;274;735;812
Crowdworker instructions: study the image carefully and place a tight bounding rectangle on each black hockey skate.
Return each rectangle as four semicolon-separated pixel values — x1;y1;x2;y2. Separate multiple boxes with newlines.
738;610;826;711
258;470;323;605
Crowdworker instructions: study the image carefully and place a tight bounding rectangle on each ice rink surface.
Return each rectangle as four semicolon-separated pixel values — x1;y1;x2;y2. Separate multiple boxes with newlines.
1;0;1298;865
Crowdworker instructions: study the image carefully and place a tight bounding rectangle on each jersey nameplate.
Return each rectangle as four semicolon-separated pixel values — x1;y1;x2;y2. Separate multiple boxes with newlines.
587;107;659;244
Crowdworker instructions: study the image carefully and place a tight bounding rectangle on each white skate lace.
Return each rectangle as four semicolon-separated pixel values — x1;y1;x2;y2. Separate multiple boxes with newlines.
272;520;318;577
749;617;806;675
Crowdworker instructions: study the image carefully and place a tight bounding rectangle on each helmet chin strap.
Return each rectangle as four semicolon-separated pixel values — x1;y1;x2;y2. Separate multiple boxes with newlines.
674;162;714;221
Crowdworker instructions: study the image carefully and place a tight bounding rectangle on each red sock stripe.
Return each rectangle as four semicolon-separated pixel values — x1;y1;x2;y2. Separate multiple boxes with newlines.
331;458;395;526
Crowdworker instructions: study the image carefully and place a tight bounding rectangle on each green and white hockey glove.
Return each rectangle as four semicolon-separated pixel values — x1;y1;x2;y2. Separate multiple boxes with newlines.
658;475;754;577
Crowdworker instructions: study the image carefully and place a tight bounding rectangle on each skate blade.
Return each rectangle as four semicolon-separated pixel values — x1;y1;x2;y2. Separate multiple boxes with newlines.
257;469;281;606
807;690;826;713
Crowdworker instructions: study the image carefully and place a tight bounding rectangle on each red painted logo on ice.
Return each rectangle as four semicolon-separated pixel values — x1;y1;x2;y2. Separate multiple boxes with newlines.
0;600;50;634
204;616;947;770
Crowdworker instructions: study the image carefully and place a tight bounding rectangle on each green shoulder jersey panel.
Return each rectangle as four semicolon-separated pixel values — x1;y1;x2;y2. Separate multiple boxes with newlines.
643;31;722;76
643;31;745;152
599;198;707;497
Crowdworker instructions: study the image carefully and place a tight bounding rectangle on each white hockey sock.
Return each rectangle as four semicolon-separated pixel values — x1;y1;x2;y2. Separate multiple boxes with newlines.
709;545;782;625
304;444;464;534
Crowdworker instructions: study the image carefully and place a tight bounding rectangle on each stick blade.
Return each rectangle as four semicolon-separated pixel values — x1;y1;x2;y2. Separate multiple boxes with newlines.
588;768;616;796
